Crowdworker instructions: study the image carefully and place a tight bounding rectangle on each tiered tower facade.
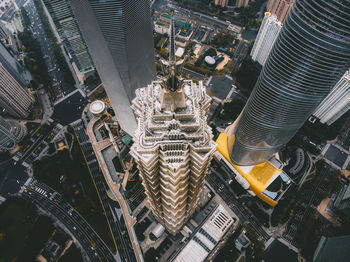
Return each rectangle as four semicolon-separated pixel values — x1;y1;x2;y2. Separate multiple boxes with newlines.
131;20;216;235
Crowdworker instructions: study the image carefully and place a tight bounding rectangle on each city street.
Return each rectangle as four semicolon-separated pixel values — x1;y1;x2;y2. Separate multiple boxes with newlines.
24;0;75;99
22;179;116;262
206;169;270;241
52;90;89;125
283;163;334;245
0;160;26;197
73;120;138;262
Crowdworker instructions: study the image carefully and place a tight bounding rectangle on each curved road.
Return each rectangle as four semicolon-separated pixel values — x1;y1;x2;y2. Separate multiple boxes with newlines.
22;179;115;262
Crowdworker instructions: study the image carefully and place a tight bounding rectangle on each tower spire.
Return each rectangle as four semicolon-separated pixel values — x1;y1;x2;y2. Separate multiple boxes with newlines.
169;17;176;64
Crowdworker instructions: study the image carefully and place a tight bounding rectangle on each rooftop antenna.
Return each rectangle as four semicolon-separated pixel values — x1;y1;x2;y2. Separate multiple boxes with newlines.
169;17;176;64
159;16;187;110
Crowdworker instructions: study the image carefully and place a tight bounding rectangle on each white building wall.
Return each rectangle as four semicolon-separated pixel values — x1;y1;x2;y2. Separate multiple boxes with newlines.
251;12;282;66
313;71;350;125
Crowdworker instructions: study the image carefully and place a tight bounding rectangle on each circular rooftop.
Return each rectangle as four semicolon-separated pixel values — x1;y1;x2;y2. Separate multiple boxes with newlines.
89;100;105;115
205;56;216;65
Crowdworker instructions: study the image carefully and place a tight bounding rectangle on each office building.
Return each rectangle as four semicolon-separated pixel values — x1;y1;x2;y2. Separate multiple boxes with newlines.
217;0;350;205
214;0;228;7
333;182;350;217
0;116;26;151
70;0;156;135
313;70;350;125
313;235;350;262
0;42;33;118
235;0;249;8
42;0;95;75
131;20;216;235
266;0;294;23
251;12;282;66
228;0;350;166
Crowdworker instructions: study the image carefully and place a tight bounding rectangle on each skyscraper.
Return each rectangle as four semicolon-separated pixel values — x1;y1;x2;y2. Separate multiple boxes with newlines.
236;0;249;8
266;0;294;23
216;0;350;206
0;116;27;151
226;0;350;166
70;0;156;135
42;0;95;75
312;70;350;125
214;0;228;7
251;12;282;66
131;20;216;235
0;42;33;118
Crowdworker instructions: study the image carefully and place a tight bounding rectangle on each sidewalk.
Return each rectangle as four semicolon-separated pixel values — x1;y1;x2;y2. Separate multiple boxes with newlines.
87;117;143;262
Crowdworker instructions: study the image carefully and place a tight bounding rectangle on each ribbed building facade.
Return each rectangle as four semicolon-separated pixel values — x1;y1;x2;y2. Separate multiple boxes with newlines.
251;12;282;66
214;0;228;7
229;0;350;166
266;0;294;23
0;116;27;151
0;43;33;118
313;70;350;125
70;0;156;135
235;0;249;8
42;0;94;75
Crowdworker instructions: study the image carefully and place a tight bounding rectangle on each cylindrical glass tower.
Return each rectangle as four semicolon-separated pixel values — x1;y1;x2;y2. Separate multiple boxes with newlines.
229;0;350;166
0;116;27;151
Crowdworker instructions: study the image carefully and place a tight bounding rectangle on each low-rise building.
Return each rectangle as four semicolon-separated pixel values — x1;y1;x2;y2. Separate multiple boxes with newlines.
155;14;171;34
173;204;236;262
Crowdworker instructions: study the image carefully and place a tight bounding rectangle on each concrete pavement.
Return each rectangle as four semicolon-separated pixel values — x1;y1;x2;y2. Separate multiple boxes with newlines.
86;117;143;262
73;120;137;262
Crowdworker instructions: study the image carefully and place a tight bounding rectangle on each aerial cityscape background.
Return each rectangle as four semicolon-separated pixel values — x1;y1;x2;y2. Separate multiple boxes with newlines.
0;0;349;262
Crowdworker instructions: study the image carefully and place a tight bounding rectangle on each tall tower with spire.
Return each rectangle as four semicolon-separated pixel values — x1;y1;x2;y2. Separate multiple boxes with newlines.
131;19;216;235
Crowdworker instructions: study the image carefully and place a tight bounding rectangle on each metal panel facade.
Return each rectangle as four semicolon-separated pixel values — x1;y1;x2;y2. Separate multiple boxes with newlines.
229;0;350;165
70;0;156;135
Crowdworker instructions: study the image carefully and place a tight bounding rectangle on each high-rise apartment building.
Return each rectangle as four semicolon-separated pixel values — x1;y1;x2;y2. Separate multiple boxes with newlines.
251;12;282;66
227;0;350;166
70;0;156;135
236;0;249;8
131;21;216;235
0;43;33;118
266;0;294;23
42;0;94;75
0;116;27;151
313;70;350;125
214;0;228;7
